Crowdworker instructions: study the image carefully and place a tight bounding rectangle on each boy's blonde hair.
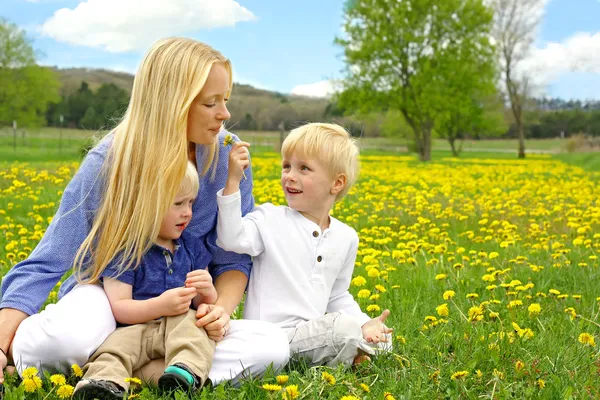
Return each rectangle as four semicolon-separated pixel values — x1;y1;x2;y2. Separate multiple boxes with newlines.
75;37;230;283
281;123;360;202
180;160;200;198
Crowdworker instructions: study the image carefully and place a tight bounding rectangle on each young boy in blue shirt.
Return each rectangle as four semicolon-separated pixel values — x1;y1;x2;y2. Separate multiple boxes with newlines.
74;161;216;399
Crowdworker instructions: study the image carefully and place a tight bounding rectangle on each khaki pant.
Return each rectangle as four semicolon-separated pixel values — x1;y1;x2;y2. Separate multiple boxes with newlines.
287;312;391;367
83;309;215;391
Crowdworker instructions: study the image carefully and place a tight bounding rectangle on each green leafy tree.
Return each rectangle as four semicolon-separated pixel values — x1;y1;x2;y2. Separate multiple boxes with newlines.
336;0;495;161
0;18;60;127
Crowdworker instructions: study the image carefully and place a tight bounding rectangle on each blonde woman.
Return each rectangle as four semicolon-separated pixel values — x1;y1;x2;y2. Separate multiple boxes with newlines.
0;37;289;387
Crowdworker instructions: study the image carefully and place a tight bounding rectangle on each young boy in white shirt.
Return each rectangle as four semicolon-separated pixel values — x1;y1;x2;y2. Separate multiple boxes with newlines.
216;122;392;367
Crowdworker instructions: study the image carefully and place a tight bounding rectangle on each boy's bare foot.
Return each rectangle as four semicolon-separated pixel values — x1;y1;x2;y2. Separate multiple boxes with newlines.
353;354;371;365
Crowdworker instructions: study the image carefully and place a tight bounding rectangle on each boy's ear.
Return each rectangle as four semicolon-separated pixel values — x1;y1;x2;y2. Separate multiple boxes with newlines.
331;173;347;195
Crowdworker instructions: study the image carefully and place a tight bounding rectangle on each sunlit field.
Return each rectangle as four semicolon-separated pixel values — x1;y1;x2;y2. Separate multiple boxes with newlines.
1;152;599;399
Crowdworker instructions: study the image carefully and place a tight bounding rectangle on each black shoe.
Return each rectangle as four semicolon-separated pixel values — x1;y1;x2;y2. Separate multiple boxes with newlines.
158;363;202;393
73;379;125;400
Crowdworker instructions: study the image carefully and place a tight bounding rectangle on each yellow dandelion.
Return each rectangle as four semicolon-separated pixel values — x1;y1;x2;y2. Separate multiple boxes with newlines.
375;284;387;292
340;396;360;400
223;134;235;146
124;377;142;385
284;384;299;399
357;289;371;298
359;383;370;392
262;383;282;391
537;379;546;389
322;371;336;385
22;366;39;379
443;290;455;300
515;360;525;371
384;392;396;400
466;293;479;299
50;374;67;386
276;375;289;385
451;371;469;380
435;274;447;280
72;364;83;377
579;333;596;347
57;384;75;399
367;304;381;312
352;276;367;287
436;303;449;317
528;303;541;317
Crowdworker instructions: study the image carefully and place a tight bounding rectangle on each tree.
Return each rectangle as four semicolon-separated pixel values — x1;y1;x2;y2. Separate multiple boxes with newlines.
336;0;496;161
0;18;60;127
492;0;545;158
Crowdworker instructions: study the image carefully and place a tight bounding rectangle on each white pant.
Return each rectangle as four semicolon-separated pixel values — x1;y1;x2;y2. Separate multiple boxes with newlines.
11;285;290;385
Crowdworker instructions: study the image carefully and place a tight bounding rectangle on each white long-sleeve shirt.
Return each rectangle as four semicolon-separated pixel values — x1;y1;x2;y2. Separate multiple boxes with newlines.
216;189;370;331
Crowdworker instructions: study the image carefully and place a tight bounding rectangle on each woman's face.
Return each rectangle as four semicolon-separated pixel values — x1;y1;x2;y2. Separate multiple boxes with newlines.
187;63;231;145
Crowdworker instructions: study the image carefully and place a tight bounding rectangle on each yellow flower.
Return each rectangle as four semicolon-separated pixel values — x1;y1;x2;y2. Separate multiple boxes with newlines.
50;374;67;386
284;384;299;399
223;134;235;146
375;284;387;292
435;274;447;280
537;379;546;389
124;377;142;385
357;289;371;298
384;392;396;400
515;360;525;371
396;335;406;344
579;333;596;347
22;366;39;379
367;304;381;312
549;289;560;295
21;376;43;393
368;268;381;278
451;371;469;380
340;396;360;400
528;303;541;317
352;276;367;287
466;293;479;299
443;290;455;300
262;383;282;391
57;384;75;399
322;371;336;385
276;375;289;385
436;303;449;317
489;252;499;259
72;364;83;377
359;383;370;392
475;370;483;379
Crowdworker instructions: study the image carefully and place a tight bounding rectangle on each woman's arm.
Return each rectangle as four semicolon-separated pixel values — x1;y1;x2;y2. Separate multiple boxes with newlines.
0;308;28;383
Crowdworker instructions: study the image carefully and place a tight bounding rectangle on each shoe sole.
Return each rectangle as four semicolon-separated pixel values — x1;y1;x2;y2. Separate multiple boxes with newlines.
158;373;192;393
74;384;124;400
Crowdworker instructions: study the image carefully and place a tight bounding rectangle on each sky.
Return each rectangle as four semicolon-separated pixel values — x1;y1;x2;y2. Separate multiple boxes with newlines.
2;0;600;99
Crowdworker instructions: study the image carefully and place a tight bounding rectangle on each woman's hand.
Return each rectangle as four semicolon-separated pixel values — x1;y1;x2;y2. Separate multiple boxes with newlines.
195;304;231;342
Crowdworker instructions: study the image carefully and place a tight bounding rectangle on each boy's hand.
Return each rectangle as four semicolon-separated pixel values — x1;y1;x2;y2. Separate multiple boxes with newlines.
185;270;217;299
361;309;393;343
156;287;196;316
224;142;250;195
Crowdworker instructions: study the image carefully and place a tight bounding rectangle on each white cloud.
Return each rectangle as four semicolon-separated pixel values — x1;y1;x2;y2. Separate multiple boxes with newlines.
290;80;337;98
523;32;600;86
39;0;256;53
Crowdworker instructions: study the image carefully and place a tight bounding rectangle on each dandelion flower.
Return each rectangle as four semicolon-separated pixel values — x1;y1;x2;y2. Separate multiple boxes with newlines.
72;364;83;377
22;366;39;379
359;383;370;392
262;383;282;391
515;360;525;371
57;384;75;399
322;371;336;385
367;304;381;312
223;134;235;146
357;289;371;298
435;274;447;280
537;379;546;388
284;384;299;399
451;371;469;380
436;303;449;317
340;397;360;400
579;333;595;347
528;303;541;317
124;377;142;385
50;374;67;386
384;392;396;400
352;276;367;287
443;290;455;300
276;375;289;385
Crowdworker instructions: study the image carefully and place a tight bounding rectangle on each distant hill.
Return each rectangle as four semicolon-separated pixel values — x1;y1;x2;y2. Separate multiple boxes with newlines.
52;67;330;131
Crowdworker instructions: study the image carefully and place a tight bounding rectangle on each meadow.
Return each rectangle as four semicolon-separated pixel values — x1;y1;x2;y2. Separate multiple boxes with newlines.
1;140;599;399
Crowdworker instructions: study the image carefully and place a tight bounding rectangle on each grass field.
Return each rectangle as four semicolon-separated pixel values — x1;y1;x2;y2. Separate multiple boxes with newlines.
0;127;577;162
1;136;600;399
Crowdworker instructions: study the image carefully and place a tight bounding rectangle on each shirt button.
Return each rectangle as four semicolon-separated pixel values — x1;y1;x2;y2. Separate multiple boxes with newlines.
168;269;173;275
312;231;319;237
317;256;322;262
163;250;169;256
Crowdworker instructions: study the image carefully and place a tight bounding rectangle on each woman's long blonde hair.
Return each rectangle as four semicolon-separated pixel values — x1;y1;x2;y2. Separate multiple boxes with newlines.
74;37;232;283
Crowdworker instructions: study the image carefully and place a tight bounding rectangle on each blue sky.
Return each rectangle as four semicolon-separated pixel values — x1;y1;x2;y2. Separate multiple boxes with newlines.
2;0;600;99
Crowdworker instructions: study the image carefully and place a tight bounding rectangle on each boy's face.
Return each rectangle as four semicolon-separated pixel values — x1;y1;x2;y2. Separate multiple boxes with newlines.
281;151;337;216
158;191;195;242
